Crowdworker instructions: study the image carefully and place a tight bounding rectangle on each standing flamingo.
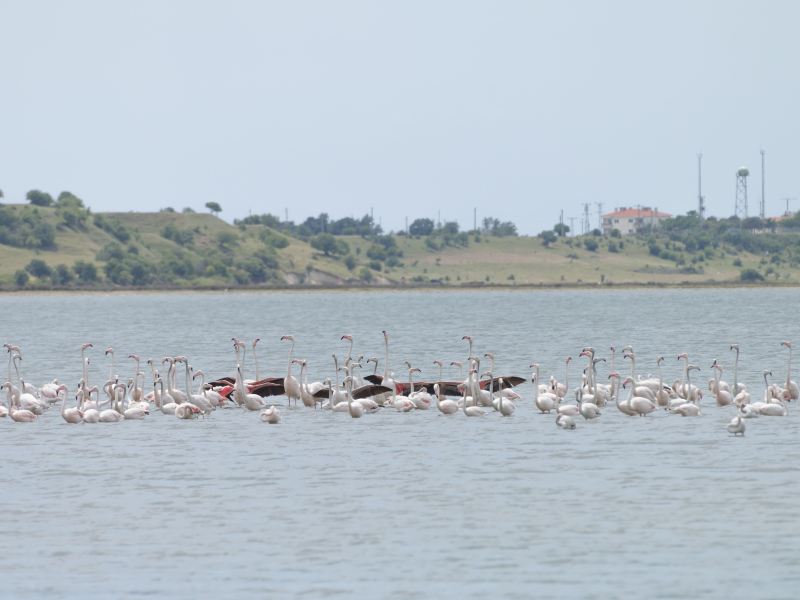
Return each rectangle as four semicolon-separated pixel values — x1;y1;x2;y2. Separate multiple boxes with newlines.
281;335;301;407
781;341;799;401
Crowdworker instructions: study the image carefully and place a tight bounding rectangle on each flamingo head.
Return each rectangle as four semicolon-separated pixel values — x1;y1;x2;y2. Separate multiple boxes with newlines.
281;335;295;342
80;342;93;351
657;356;664;365
192;370;204;379
677;352;688;361
730;343;739;352
608;371;620;379
341;334;353;342
252;338;261;348
128;354;140;361
104;347;114;356
782;341;792;349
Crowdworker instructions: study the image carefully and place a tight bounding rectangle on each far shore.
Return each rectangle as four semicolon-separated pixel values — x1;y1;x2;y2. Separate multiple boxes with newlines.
1;280;798;296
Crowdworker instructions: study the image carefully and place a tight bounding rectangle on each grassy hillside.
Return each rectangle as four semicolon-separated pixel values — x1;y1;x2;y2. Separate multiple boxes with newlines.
1;203;799;289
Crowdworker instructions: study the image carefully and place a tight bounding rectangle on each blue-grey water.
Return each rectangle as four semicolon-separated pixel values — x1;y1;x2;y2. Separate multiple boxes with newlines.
1;288;798;599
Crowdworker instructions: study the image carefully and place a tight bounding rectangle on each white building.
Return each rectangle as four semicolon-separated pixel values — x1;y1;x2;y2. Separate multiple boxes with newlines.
602;207;671;235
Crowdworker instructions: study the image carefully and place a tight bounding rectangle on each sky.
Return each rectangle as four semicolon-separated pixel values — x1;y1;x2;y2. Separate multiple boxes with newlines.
1;0;799;235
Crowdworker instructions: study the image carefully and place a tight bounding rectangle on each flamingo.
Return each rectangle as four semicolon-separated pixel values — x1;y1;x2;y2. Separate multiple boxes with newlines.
81;385;101;423
726;415;746;436
433;383;459;415
781;341;799;401
462;371;486;417
654;357;671;407
531;363;557;413
578;387;601;420
189;369;216;414
343;376;364;418
710;361;733;406
252;338;262;382
260;405;281;423
556;413;576;429
730;345;751;405
60;385;82;423
622;377;657;416
98;385;124;423
670;365;702;416
281;335;301;407
495;377;515;417
5;382;36;422
608;372;637;416
155;379;177;415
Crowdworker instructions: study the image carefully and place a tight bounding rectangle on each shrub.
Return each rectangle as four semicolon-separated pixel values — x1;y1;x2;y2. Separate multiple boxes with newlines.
740;268;764;282
14;270;29;287
584;238;599;252
25;259;52;278
73;260;98;283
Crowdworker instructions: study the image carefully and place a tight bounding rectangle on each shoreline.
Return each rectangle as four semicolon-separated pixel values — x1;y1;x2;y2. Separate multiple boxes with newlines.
1;280;798;295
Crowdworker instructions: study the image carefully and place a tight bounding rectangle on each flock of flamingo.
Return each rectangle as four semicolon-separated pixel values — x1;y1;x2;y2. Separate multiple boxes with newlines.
2;332;797;436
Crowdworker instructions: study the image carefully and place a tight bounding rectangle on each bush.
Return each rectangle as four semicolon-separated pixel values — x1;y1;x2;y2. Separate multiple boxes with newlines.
368;260;383;271
740;268;764;282
25;259;52;278
161;223;194;246
14;270;29;287
732;258;743;267
584;238;599;252
94;215;131;242
344;255;357;271
26;190;53;206
608;241;619;253
73;260;98;283
359;267;374;282
51;264;73;286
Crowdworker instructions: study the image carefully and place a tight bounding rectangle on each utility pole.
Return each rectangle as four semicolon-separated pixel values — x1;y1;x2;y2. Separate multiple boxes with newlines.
568;216;576;237
405;216;408;235
285;207;288;223
370;206;374;222
582;203;590;234
473;207;477;232
596;202;603;232
697;153;705;220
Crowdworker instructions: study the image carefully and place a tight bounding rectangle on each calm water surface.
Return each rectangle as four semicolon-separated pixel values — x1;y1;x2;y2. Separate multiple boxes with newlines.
1;288;798;599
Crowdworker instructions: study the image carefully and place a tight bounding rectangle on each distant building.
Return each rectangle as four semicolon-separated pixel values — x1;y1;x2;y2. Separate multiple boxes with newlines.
602;206;671;235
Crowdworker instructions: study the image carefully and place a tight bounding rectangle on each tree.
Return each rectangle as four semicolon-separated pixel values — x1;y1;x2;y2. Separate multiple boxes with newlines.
539;230;557;247
409;218;435;236
553;223;570;237
26;189;53;206
583;238;599;252
25;259;52;278
56;191;84;208
206;201;223;216
14;270;29;287
73;260;98;283
310;233;345;256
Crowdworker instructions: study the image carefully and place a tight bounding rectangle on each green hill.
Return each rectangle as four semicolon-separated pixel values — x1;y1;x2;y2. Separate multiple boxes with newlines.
1;202;799;290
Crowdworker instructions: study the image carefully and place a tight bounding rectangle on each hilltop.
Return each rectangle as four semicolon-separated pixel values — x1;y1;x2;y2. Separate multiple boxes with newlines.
2;201;800;290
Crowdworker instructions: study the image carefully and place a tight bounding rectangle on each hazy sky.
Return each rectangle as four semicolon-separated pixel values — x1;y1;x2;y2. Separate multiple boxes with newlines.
1;1;798;234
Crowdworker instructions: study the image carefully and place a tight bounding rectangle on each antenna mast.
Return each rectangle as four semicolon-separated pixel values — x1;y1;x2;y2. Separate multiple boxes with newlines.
697;153;705;220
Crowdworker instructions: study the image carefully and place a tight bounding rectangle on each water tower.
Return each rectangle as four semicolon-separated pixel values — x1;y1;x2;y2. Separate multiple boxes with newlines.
735;166;749;218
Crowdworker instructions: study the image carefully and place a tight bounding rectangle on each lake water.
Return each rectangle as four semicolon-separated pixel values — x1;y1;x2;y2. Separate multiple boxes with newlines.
1;288;799;599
